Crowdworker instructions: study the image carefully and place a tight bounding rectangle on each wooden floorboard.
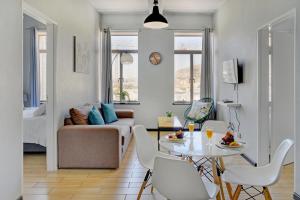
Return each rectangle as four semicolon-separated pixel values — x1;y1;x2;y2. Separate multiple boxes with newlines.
23;132;294;200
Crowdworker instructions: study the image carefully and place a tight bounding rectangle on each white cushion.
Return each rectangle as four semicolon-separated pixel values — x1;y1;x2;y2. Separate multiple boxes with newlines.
187;101;212;120
33;104;46;116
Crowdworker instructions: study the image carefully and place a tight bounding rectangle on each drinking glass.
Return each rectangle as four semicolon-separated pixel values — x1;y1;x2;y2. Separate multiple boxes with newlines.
206;128;214;146
188;122;195;133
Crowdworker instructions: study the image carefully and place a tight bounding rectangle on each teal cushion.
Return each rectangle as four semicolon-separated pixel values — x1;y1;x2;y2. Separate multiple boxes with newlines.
88;106;105;125
101;103;118;124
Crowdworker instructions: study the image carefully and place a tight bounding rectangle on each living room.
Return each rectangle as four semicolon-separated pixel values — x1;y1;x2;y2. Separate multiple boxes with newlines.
1;0;300;199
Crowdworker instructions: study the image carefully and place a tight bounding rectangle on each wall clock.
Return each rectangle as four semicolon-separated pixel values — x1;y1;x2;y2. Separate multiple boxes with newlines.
149;52;161;65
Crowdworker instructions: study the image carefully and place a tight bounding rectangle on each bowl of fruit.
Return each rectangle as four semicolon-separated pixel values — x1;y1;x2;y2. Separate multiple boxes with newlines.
167;130;185;143
220;131;242;148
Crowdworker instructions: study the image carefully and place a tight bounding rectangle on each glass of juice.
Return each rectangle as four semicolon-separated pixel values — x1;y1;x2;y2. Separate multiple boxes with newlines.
188;122;195;133
206;128;214;146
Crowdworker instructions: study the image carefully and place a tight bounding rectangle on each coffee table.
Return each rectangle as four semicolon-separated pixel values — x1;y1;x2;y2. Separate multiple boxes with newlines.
157;116;183;150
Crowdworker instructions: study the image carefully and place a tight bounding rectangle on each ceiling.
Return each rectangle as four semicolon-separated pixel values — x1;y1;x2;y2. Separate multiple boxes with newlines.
89;0;226;14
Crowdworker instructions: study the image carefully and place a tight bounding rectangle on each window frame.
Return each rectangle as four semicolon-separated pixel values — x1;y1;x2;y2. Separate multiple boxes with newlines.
111;33;139;104
174;34;202;105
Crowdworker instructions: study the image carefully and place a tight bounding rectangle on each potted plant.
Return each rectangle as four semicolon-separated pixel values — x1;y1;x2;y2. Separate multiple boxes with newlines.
119;91;130;103
166;111;173;118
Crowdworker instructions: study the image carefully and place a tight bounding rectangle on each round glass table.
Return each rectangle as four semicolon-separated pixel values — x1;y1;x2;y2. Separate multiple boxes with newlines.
159;131;247;200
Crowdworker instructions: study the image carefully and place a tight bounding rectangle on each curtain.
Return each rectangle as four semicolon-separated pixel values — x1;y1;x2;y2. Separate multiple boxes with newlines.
101;28;113;103
29;28;40;107
200;28;212;98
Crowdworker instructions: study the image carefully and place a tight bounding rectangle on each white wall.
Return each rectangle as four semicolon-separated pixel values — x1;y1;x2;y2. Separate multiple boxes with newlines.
101;13;213;128
214;0;300;195
23;14;46;107
0;0;23;199
24;0;100;169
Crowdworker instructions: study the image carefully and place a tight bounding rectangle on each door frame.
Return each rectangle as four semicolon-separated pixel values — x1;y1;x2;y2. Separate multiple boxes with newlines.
257;9;296;166
23;2;58;171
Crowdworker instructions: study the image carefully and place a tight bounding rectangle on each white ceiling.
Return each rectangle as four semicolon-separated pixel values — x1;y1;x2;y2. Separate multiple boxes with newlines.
89;0;226;14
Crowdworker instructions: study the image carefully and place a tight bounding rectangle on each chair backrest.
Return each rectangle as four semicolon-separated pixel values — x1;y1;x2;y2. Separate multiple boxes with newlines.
133;125;157;169
267;139;294;184
152;157;210;200
201;120;228;134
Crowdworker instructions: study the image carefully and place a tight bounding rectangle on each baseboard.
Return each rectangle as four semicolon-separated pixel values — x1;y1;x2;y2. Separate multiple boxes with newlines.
241;154;257;167
294;192;300;200
17;196;22;200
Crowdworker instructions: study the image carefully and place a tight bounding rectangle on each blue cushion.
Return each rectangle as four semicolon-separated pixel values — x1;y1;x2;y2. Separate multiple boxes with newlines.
88;106;105;125
101;103;118;124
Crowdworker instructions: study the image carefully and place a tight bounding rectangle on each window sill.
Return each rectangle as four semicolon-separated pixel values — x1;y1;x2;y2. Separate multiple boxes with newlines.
172;102;191;106
114;101;140;105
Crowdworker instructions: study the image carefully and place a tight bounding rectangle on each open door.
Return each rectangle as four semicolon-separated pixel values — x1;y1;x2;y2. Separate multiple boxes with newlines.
258;12;295;165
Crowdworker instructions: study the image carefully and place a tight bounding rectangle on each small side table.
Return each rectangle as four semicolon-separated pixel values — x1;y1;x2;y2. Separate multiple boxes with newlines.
157;116;183;150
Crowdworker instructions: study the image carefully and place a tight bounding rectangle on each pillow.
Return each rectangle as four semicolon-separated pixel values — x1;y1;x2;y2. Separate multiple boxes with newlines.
69;108;89;125
101;103;118;124
33;104;46;116
75;104;93;116
187;101;212;120
88;106;105;125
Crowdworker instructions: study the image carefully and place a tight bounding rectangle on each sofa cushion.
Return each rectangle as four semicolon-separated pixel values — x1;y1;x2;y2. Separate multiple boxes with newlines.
110;118;135;128
88;106;105;125
70;108;89;125
101;103;118;124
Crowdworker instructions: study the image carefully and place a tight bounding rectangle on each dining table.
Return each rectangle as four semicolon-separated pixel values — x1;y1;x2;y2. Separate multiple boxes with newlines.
159;131;247;200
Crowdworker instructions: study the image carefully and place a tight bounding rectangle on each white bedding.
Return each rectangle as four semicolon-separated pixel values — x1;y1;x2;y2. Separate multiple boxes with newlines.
23;107;47;147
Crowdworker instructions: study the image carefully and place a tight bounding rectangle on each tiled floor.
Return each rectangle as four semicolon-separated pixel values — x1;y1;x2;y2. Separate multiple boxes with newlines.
23;132;294;200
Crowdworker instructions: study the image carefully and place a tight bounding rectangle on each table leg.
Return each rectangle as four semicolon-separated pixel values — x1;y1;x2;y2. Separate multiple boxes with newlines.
219;157;234;200
157;129;160;151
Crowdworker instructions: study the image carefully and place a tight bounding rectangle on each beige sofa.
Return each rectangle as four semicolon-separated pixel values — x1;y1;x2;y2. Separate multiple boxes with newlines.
58;109;134;169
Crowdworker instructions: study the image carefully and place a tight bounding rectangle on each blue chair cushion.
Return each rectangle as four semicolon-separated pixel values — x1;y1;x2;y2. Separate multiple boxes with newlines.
88;106;105;125
101;103;118;124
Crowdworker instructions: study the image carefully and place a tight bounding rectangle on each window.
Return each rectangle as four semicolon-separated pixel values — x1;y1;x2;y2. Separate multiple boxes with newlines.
174;33;202;103
111;33;138;103
37;31;47;102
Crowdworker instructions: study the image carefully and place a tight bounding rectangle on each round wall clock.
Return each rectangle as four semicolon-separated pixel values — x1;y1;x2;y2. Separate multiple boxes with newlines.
149;52;162;65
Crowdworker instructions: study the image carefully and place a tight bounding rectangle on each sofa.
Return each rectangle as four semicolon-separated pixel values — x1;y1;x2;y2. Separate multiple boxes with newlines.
58;109;134;169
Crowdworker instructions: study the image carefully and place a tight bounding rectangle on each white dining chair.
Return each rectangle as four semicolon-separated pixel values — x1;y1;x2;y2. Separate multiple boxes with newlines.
201;120;228;133
152;156;218;200
222;139;294;200
133;125;179;200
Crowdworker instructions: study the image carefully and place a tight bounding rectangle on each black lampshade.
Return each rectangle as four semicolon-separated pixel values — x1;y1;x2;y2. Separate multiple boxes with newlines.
144;1;168;29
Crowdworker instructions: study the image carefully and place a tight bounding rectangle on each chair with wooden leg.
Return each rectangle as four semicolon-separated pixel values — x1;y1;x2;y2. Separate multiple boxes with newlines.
222;139;294;200
152;157;219;200
133;125;179;200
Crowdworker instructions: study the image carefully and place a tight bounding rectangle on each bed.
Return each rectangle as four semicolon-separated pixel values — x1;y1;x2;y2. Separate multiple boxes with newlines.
23;107;47;153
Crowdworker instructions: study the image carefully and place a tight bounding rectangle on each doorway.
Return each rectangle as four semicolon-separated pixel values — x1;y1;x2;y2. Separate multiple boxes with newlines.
23;3;57;171
258;11;295;166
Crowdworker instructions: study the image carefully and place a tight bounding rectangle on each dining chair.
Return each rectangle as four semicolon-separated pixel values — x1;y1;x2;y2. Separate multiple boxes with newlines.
201;120;228;134
133;125;179;200
222;139;294;200
152;156;218;200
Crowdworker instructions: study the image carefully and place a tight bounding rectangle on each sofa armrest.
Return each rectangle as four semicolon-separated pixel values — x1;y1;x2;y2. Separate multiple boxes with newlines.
115;109;134;119
58;125;122;169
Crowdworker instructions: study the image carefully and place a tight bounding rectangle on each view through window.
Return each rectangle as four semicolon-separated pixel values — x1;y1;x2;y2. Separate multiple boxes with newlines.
38;31;47;102
111;33;138;102
174;33;202;103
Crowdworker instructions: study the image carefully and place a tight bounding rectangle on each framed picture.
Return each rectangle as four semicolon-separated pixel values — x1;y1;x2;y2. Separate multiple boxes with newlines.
73;36;90;73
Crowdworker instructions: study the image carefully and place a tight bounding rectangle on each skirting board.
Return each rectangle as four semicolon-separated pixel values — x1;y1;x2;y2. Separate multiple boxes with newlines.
294;192;300;200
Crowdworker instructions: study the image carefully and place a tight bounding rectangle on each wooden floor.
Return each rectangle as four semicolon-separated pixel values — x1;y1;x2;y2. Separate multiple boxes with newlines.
23;132;294;200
